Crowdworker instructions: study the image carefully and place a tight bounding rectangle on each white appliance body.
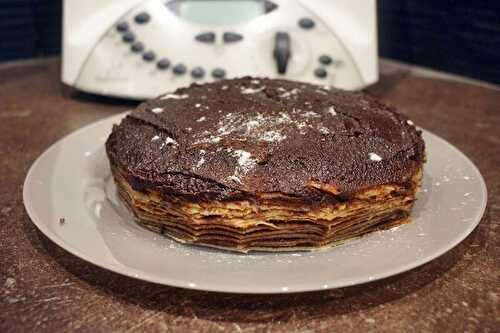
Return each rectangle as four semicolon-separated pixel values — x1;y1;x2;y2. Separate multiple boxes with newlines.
62;0;378;100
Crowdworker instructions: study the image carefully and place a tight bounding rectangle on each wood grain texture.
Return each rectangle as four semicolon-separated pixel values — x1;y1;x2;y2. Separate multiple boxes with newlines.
0;58;499;333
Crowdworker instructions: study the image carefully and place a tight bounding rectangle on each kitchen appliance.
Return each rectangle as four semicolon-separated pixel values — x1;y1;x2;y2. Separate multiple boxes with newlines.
62;0;378;100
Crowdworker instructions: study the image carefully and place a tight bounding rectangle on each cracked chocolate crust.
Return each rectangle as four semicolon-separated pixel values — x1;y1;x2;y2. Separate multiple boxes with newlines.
105;77;425;203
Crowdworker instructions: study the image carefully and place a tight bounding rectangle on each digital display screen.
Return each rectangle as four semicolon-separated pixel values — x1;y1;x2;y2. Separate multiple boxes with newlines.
178;0;265;25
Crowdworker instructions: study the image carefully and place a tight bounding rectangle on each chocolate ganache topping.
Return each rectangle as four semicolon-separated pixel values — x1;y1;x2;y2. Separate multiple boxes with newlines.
106;77;425;202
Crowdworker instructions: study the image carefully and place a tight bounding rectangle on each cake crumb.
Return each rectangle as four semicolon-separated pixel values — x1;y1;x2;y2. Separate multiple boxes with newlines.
59;217;65;224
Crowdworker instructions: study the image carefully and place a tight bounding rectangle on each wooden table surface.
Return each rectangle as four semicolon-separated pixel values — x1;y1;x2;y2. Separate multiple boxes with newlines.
1;58;499;333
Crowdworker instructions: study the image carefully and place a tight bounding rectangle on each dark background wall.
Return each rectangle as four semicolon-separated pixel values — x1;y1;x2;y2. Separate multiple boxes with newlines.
378;1;500;84
0;0;499;84
0;0;61;60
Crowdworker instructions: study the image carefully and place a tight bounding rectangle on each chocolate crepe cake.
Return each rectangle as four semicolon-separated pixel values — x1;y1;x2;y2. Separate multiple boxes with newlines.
106;77;425;252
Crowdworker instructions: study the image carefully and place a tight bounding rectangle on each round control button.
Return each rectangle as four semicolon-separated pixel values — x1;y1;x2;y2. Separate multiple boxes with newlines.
173;64;187;75
298;18;315;29
195;32;216;43
142;51;156;62
223;32;243;43
116;22;129;32
130;42;144;53
265;2;278;12
191;67;205;79
134;12;151;24
212;68;226;79
157;58;170;70
314;68;327;78
319;55;333;65
122;32;135;43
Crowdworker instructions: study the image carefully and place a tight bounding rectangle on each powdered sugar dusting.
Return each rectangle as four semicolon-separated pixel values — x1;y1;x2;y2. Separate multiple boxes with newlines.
327;106;337;116
241;86;265;94
228;149;257;183
261;130;287;142
195;107;337;144
151;135;160;141
192;90;346;144
245;119;260;131
208;136;222;143
369;153;382;161
234;150;255;172
228;175;242;183
279;88;300;98
196;156;205;168
165;137;177;146
151;108;164;114
160;137;178;149
195;150;206;168
319;126;330;134
301;111;320;118
196;111;295;145
161;93;189;100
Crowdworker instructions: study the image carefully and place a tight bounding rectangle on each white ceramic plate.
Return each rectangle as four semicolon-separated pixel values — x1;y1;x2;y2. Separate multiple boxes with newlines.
23;113;487;294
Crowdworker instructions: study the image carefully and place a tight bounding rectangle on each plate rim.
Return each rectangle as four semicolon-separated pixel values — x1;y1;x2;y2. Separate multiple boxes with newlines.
23;113;488;294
